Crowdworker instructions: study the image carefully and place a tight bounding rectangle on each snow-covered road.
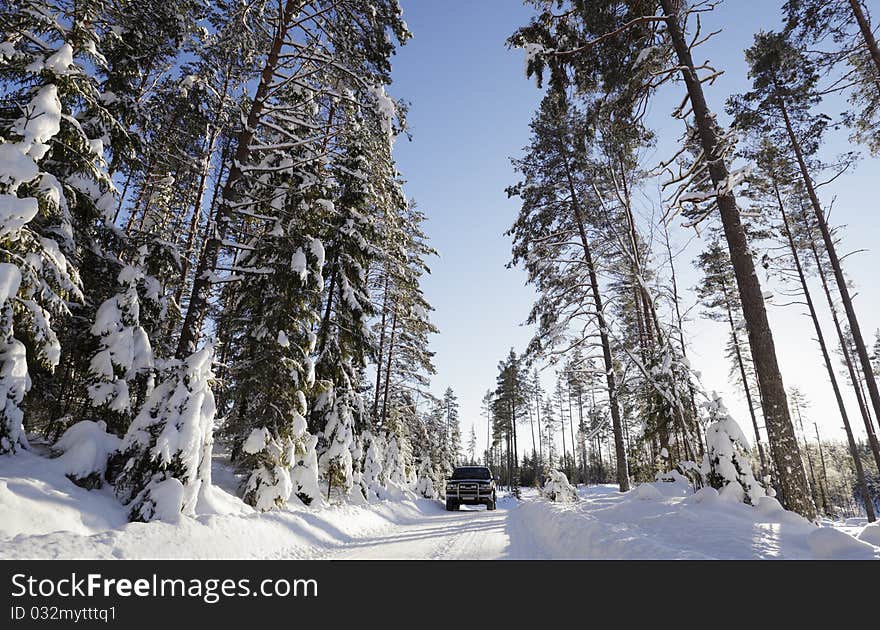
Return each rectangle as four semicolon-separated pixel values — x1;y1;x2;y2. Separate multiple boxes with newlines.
314;497;536;560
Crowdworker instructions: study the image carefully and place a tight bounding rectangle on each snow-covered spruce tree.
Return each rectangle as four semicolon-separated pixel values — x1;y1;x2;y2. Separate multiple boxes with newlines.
312;118;385;501
384;433;407;489
410;410;440;498
315;379;357;500
114;345;216;522
348;432;370;503
86;253;154;437
176;0;411;359
220;172;327;510
361;430;387;500
414;448;437;499
700;394;766;506
0;1;129;447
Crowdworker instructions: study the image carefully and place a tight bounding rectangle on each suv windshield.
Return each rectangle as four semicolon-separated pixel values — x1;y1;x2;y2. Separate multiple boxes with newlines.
451;467;491;480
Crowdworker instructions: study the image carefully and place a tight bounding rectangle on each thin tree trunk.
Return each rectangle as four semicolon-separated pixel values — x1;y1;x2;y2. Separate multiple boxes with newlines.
535;389;543;469
664;223;703;455
528;400;537;480
725;295;767;480
557;138;629;492
806;227;880;476
661;0;814;518
372;274;390;420
814;422;833;518
176;127;219;306
567;384;577;480
777;88;880;451
791;397;821;513
380;306;398;427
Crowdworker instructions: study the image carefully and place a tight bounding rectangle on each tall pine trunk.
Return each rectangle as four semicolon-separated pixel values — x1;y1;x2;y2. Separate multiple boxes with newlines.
848;0;880;83
557;137;629;492
779;194;876;521
660;0;814;518
776;88;880;447
806;228;880;477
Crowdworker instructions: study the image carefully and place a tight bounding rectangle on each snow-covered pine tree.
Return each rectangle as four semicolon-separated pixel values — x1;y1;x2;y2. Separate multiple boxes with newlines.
492;349;528;494
114;345;216;522
361;429;386;500
700;393;766;506
506;90;630;491
86;253;154;436
219;161;327;509
0;0;131;447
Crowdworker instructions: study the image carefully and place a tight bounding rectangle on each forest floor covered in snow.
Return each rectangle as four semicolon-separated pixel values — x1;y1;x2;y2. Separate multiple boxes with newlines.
1;447;879;560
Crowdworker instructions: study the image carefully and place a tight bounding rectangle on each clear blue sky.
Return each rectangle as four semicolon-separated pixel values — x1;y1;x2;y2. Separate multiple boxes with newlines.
389;0;880;457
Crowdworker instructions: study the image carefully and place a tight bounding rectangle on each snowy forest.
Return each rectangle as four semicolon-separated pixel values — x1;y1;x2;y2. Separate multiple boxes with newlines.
0;0;470;521
2;0;880;560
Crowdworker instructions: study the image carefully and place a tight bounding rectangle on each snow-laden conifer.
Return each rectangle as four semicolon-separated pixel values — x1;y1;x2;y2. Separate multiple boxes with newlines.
114;346;216;522
700;394;766;506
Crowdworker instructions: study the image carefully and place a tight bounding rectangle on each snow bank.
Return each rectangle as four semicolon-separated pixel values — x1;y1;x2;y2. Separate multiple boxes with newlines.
54;420;121;484
807;527;879;560
858;523;880;547
3;449;878;560
0;447;437;559
515;482;880;560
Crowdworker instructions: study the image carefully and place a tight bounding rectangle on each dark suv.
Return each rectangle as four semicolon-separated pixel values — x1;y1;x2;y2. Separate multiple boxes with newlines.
445;466;497;511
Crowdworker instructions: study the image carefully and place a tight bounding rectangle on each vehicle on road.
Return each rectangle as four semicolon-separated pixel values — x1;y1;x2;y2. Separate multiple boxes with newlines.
445;466;496;511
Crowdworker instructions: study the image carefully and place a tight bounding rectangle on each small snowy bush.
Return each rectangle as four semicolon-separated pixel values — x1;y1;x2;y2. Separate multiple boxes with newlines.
541;469;578;503
699;394;765;505
54;420;121;488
